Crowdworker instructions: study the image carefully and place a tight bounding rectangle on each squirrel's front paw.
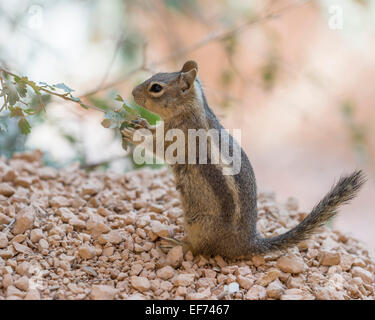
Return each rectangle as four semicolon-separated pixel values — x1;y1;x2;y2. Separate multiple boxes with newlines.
120;118;151;142
131;118;151;130
120;127;136;142
120;127;139;151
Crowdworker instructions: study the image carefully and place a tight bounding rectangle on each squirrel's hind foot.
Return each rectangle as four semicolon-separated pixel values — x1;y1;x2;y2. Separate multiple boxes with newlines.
159;236;190;254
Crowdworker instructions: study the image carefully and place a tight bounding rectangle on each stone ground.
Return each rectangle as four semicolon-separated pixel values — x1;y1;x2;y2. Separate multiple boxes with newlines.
0;150;374;300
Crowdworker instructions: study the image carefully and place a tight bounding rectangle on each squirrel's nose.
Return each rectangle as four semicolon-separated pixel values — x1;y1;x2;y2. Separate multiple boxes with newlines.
131;87;136;98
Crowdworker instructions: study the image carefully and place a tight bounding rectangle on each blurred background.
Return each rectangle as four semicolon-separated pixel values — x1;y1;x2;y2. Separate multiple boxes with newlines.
0;0;374;248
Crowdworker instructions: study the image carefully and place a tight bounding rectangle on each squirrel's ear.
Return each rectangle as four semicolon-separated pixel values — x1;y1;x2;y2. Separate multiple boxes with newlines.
179;68;197;92
181;60;198;73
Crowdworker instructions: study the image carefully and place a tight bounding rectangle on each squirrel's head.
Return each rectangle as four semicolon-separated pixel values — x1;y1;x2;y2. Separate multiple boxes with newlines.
132;60;202;120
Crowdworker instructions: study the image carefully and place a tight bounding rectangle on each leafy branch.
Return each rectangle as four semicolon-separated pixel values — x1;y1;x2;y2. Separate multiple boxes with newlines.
0;0;310;138
0;67;142;137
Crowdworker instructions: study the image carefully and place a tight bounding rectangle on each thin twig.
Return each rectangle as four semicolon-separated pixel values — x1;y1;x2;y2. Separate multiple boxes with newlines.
38;93;46;112
96;33;126;92
27;93;46;114
39;86;104;113
79;0;311;98
0;66;105;113
0;72;7;112
157;0;308;64
140;41;149;70
79;41;151;99
0;0;311;116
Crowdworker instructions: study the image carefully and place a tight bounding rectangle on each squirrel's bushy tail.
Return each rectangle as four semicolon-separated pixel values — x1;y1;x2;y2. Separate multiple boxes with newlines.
253;170;366;254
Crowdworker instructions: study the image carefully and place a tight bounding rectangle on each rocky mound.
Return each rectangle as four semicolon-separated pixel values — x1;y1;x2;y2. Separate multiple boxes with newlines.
0;151;374;300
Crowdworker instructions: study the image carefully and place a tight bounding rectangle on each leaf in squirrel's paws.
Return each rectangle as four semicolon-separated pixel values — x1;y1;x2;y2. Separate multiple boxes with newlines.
120;121;130;130
116;94;138;117
101;96;145;153
101;111;125;129
101;96;142;130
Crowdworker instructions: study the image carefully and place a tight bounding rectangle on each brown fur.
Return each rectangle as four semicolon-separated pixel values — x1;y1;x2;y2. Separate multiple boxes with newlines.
123;60;366;258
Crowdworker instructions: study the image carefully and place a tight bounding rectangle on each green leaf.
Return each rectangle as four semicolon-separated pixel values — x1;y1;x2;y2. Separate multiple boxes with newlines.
55;83;74;93
120;121;131;130
115;94;124;102
18;118;31;135
123;103;138;117
116;94;138;115
134;103;160;125
9;106;24;117
23;108;37;115
14;77;28;98
101;97;147;131
3;81;19;106
24;79;40;94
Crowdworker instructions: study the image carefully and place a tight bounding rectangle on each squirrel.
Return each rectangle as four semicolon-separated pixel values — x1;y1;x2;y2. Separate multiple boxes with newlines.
121;60;366;259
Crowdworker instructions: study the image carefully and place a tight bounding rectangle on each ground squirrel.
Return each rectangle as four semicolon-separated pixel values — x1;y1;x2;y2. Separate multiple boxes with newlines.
121;60;366;259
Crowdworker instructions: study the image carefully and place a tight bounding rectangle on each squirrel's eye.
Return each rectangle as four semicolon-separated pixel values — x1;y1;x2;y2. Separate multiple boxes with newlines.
149;83;163;93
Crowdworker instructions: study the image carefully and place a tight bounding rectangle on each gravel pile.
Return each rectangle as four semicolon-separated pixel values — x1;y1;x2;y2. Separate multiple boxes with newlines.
0;150;374;300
